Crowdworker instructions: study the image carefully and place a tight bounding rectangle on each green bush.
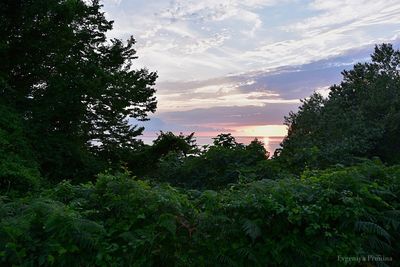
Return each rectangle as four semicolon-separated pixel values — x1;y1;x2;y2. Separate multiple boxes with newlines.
0;196;104;266
0;104;41;193
148;136;273;189
0;161;398;266
279;44;400;172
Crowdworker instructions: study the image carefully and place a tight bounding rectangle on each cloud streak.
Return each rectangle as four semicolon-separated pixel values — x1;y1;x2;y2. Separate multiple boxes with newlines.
103;0;400;82
102;0;400;140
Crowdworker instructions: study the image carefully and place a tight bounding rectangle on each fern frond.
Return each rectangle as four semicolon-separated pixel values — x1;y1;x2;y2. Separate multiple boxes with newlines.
367;236;392;252
355;221;391;242
242;219;261;242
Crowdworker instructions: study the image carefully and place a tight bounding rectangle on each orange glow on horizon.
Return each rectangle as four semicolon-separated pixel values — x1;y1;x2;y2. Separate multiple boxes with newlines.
141;125;288;139
234;125;288;137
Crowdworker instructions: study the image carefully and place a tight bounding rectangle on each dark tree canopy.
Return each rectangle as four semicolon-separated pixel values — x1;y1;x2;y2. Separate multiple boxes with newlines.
151;131;198;158
0;105;41;192
212;133;242;148
0;0;157;180
278;44;400;172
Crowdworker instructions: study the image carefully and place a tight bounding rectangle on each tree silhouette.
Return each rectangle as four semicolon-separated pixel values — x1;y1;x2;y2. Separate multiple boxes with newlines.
0;0;157;180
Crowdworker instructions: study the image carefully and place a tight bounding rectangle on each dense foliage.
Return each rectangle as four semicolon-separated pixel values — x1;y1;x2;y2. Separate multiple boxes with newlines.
279;44;400;173
0;0;157;181
0;105;41;193
1;161;399;266
134;133;286;189
1;1;400;266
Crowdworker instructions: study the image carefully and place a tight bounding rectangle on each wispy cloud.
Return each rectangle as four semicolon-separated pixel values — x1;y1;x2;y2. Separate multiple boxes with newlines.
292;0;400;34
103;0;400;82
157;0;279;23
102;0;400;138
141;44;394;136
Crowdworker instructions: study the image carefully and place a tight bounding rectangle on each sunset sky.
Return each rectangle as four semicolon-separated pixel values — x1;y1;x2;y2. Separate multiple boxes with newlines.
102;0;400;144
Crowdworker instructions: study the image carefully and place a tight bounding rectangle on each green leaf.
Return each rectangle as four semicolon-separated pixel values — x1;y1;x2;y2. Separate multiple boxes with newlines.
158;214;176;235
242;219;261;242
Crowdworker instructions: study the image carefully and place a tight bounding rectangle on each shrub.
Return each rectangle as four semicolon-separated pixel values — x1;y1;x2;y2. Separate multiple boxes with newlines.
0;104;41;193
0;161;398;266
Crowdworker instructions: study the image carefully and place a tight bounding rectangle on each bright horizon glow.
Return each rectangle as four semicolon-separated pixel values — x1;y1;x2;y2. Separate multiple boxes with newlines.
141;125;288;138
140;134;284;152
234;125;288;137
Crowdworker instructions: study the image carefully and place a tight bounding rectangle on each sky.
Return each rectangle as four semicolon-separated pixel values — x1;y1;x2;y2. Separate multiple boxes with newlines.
102;0;400;150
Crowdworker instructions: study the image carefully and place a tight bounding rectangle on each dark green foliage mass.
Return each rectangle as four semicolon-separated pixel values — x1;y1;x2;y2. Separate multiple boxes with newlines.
126;131;199;177
0;161;399;266
0;104;41;193
0;0;157;181
279;44;400;172
133;133;282;189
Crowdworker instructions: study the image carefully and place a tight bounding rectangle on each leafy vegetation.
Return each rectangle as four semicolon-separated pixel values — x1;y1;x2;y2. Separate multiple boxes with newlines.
139;133;286;189
0;0;399;266
0;105;41;194
279;44;400;172
1;161;399;266
0;0;157;181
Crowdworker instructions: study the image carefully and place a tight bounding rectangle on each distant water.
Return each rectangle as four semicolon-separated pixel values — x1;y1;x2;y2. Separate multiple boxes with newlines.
140;136;284;155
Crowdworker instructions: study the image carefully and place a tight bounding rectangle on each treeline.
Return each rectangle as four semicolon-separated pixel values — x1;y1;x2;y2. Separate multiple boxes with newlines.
279;44;400;172
1;0;400;266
